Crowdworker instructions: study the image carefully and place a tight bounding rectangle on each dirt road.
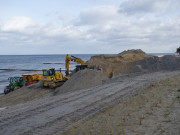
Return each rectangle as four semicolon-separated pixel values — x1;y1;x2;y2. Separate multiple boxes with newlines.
0;71;180;135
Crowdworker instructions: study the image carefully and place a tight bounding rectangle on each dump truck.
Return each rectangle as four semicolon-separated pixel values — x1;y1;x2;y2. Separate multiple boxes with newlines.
22;71;43;86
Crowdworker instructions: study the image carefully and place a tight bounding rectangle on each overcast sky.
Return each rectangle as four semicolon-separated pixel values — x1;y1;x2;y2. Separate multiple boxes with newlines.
0;0;180;54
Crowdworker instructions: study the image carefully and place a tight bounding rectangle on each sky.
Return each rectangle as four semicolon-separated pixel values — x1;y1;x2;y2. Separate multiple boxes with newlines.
0;0;180;54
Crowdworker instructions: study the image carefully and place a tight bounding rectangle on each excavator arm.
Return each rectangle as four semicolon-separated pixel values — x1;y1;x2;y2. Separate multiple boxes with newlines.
65;54;86;76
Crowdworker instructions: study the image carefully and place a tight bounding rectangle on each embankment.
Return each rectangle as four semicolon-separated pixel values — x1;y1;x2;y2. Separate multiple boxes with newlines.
87;49;180;78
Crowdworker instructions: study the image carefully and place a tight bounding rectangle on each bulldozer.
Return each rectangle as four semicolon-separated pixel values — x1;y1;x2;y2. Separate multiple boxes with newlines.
4;77;24;94
40;68;67;88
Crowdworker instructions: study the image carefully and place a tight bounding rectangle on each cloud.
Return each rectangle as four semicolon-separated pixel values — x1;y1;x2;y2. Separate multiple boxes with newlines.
1;16;35;32
119;0;176;15
73;5;180;52
74;6;123;26
0;2;180;54
0;16;98;54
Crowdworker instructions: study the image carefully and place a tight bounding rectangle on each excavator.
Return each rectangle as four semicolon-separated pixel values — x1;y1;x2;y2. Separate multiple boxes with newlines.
40;55;87;88
41;54;102;88
65;54;88;77
65;54;103;76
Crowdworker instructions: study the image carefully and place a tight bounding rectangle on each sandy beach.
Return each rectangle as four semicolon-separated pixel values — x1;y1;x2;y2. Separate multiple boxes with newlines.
0;50;180;135
0;70;180;135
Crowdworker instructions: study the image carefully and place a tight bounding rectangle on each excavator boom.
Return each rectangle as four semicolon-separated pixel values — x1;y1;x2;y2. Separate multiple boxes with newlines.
65;54;86;76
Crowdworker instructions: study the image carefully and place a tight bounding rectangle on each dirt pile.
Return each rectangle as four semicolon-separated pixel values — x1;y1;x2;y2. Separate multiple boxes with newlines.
131;55;180;73
55;69;107;94
87;49;180;77
87;49;150;77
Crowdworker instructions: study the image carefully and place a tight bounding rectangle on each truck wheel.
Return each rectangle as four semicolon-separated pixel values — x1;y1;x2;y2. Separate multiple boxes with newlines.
4;87;9;94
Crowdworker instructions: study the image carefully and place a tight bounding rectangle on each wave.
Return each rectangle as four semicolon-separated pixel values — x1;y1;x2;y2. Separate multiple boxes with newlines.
0;79;8;83
0;68;70;71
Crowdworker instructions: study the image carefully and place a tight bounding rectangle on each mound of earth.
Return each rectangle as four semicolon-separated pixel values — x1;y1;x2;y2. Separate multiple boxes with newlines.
55;69;107;94
87;49;150;78
131;55;180;73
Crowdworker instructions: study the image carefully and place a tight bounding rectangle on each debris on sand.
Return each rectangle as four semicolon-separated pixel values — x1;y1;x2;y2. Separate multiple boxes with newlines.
55;69;107;94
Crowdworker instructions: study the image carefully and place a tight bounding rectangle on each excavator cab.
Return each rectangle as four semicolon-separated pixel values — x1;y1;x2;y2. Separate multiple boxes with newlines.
75;65;88;72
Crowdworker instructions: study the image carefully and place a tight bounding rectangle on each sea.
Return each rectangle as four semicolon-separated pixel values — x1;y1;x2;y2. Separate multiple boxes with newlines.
0;53;174;94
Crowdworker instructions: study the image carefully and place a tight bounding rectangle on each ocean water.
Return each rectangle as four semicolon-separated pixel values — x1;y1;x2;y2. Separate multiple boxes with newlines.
0;54;95;94
0;53;174;94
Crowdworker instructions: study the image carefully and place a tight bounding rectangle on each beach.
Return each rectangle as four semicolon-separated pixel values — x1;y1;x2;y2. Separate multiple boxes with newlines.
0;50;180;135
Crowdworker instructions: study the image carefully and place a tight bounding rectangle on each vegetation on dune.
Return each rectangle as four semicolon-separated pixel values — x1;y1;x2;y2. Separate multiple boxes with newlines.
177;47;180;54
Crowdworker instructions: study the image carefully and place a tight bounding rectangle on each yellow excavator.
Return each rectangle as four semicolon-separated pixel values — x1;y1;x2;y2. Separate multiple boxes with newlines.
40;55;86;88
41;54;102;88
65;54;103;76
65;54;88;77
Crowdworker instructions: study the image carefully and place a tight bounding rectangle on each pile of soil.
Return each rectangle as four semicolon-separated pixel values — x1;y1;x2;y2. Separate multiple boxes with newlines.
131;55;180;73
87;49;150;77
55;69;107;94
87;49;180;78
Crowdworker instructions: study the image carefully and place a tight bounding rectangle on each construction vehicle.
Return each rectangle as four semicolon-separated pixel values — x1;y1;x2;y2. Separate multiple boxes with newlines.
22;71;43;86
41;54;103;88
40;55;87;88
40;68;67;88
22;74;43;86
65;54;103;76
4;77;24;94
65;54;88;77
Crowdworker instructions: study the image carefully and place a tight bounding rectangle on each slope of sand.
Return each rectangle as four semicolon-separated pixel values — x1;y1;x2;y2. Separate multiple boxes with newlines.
0;49;179;135
61;74;180;135
0;82;53;107
55;69;107;94
0;71;180;135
